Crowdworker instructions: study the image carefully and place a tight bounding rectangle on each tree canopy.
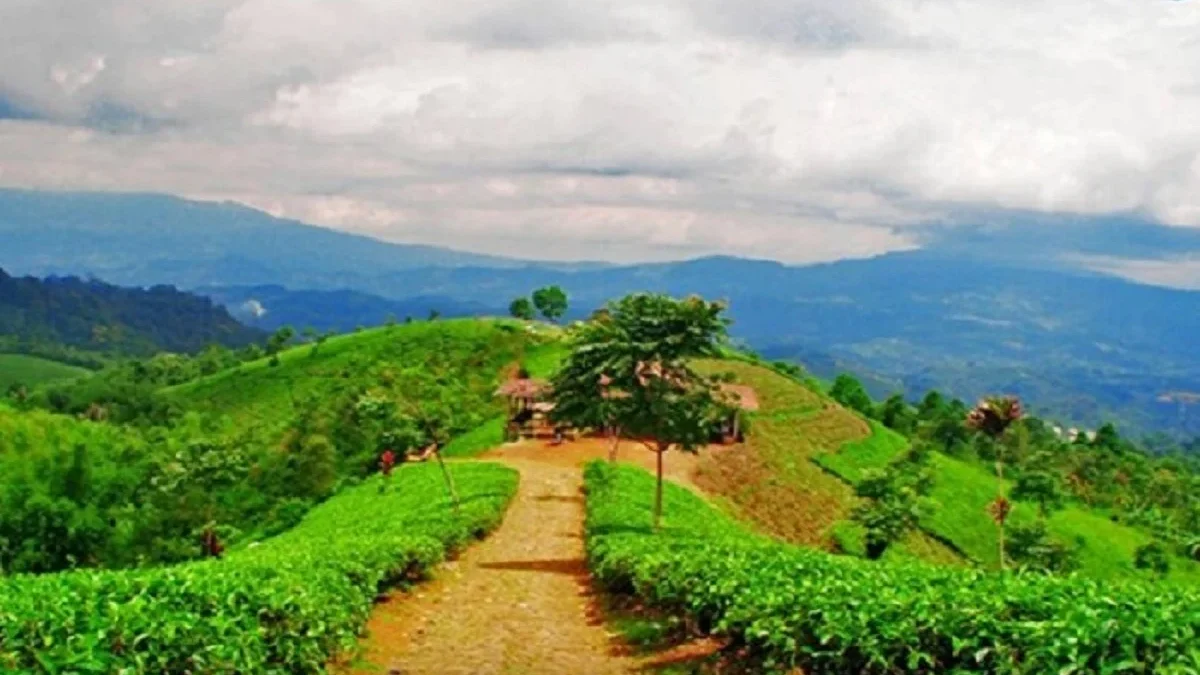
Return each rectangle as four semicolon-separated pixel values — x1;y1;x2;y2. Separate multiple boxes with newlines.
531;285;569;323
551;293;733;528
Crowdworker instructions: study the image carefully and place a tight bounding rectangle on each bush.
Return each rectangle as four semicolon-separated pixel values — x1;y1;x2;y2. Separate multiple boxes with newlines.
584;462;1200;674
0;462;517;674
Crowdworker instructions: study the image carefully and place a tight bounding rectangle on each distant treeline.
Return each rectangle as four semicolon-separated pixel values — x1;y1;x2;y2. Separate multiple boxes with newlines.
0;268;263;360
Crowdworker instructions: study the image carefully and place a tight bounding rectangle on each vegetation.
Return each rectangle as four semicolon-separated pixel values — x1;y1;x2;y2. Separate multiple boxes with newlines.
552;293;733;528
815;373;1200;580
508;296;535;321
531;285;568;323
0;354;90;390
0;462;517;674
0;267;262;359
1;320;549;574
584;461;1200;674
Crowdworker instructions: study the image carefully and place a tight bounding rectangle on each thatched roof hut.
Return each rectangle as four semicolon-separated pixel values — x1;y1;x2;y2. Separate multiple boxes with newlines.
494;378;551;399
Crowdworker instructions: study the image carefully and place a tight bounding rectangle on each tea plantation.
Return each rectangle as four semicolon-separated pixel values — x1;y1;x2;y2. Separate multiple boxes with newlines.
0;462;517;673
584;461;1200;674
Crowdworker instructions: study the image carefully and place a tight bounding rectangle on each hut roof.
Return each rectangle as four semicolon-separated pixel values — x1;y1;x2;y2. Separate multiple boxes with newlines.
494;378;551;398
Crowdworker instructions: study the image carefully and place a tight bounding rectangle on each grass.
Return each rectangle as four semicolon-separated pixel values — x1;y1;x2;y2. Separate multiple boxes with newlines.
0;354;91;389
813;420;909;484
166;319;543;431
815;423;1200;581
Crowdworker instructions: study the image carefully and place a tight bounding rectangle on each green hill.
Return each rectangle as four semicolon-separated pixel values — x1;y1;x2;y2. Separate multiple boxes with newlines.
682;357;1198;582
815;423;1200;583
0;354;91;389
2;318;557;575
167;319;560;433
0;266;263;362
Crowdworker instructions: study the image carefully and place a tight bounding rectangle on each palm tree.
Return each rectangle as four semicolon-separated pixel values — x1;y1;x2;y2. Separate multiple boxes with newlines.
966;395;1023;569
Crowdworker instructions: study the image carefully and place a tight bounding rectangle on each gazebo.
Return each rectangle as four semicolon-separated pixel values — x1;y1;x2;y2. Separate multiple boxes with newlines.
494;378;557;439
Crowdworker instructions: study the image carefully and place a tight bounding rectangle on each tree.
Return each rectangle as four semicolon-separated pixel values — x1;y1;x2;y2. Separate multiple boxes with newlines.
830;374;874;417
851;457;934;559
551;293;731;529
917;390;947;418
531;285;569;323
878;393;916;434
966;395;1024;569
1011;468;1065;520
265;326;295;367
1092;423;1122;454
509;297;535;321
1008;522;1079;574
1134;541;1171;577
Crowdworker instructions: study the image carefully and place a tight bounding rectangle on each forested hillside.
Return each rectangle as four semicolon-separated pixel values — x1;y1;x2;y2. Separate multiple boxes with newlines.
0;319;554;575
0;268;262;363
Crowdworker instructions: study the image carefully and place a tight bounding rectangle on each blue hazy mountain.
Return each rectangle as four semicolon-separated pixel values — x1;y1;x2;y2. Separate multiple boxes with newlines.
0;188;533;287
3;188;1198;437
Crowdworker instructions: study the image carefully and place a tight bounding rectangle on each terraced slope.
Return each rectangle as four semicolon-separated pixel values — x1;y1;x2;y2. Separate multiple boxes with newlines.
692;359;960;564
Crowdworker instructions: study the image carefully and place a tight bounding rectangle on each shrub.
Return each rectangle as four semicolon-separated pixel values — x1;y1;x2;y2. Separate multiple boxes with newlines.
0;462;517;674
584;462;1200;674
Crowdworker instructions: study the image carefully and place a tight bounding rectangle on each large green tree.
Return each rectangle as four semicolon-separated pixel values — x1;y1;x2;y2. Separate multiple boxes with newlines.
552;293;732;529
531;285;569;323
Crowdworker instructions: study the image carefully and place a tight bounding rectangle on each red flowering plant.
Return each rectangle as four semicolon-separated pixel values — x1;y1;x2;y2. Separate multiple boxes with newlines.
965;396;1023;438
966;395;1024;568
379;449;397;493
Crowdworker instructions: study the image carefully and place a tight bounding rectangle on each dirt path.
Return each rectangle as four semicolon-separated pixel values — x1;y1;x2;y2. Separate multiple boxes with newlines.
343;444;638;675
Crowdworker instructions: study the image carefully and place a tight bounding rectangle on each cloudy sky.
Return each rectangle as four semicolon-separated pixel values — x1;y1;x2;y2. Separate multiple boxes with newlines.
2;0;1200;267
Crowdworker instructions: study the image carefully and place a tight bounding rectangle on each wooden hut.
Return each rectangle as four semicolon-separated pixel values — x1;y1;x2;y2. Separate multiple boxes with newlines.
495;378;558;439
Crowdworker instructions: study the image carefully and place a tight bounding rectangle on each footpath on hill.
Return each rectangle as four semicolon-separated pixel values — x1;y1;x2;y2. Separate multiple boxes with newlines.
340;438;716;675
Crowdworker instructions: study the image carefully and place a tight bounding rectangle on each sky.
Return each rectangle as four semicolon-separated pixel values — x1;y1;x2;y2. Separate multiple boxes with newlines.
2;0;1200;270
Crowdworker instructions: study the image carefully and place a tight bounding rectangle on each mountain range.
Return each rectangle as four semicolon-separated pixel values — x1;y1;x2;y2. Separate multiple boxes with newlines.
2;188;1199;438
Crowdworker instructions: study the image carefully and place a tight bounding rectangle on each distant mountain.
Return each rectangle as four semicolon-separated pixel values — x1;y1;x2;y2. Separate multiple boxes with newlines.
256;252;1197;438
0;189;540;288
196;284;501;332
0;268;262;360
4;188;1199;438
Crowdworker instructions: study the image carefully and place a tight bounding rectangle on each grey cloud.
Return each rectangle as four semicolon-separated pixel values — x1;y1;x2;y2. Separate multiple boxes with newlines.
1;0;1199;263
434;0;658;49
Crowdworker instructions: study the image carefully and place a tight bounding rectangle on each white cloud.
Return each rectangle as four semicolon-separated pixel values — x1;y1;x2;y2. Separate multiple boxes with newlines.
1078;254;1200;291
1;0;1200;262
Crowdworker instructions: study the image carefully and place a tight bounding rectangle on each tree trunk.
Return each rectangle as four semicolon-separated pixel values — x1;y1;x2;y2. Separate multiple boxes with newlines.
653;445;665;531
608;427;621;463
435;449;461;515
996;454;1006;570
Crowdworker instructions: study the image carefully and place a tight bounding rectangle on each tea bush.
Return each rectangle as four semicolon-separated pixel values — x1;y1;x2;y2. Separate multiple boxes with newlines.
0;462;517;674
584;462;1200;674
